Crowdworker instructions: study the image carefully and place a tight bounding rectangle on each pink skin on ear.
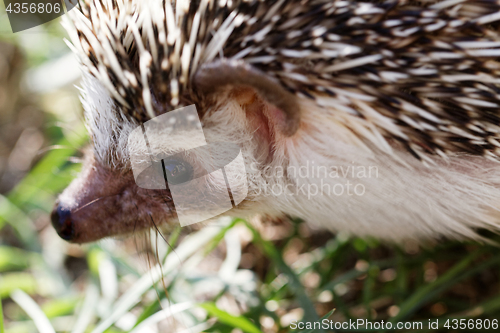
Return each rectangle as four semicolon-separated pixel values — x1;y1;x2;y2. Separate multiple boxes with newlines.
194;59;301;138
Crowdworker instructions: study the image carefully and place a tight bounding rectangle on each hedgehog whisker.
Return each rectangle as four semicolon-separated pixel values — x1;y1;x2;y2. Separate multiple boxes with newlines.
50;122;88;142
37;145;83;156
67;156;84;164
72;194;121;214
148;213;169;250
133;203;140;235
147;213;174;317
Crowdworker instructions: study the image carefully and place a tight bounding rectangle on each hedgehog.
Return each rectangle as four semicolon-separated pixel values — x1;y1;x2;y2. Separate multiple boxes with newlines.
51;0;500;244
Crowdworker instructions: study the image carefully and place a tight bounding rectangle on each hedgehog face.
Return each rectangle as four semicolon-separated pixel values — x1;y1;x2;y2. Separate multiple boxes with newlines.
51;70;301;242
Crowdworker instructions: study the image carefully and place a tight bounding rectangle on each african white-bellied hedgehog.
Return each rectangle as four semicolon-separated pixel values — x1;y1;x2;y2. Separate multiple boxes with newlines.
51;0;500;243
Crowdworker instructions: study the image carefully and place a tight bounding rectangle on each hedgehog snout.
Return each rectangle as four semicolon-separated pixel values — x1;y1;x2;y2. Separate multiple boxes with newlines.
50;152;176;243
51;201;74;241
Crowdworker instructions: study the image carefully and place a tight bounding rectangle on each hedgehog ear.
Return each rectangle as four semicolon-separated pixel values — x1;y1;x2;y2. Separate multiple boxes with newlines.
193;59;301;137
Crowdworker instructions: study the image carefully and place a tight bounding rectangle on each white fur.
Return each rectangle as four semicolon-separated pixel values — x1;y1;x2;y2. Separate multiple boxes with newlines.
80;74;139;167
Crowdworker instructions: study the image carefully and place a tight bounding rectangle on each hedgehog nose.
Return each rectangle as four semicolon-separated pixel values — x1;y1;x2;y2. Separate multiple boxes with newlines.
51;203;75;241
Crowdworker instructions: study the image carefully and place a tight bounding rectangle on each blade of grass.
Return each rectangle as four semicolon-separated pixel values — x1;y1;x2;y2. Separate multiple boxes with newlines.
426;255;500;327
459;293;500;318
132;298;162;328
330;288;355;321
363;266;378;321
41;297;79;318
0;296;4;333
395;249;409;304
320;258;395;293
98;254;118;309
0;195;39;250
91;224;225;333
298;308;336;333
390;249;483;322
71;284;99;333
204;218;238;254
10;289;55;333
321;269;365;292
129;302;193;333
177;321;213;333
0;273;38;298
0;246;36;271
163;225;182;261
241;220;322;329
8;125;88;207
200;302;263;333
218;228;242;281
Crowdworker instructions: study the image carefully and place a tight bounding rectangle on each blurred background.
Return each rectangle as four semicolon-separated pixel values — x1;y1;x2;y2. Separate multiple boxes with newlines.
1;2;500;333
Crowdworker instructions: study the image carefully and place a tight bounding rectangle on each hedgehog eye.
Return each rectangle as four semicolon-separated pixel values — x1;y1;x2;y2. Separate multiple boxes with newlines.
162;159;194;185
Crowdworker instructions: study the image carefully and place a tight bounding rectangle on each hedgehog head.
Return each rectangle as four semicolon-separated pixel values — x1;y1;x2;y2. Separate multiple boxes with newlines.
51;0;308;242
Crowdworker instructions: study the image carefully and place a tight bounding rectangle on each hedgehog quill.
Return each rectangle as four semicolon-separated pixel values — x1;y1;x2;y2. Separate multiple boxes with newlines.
52;0;500;243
